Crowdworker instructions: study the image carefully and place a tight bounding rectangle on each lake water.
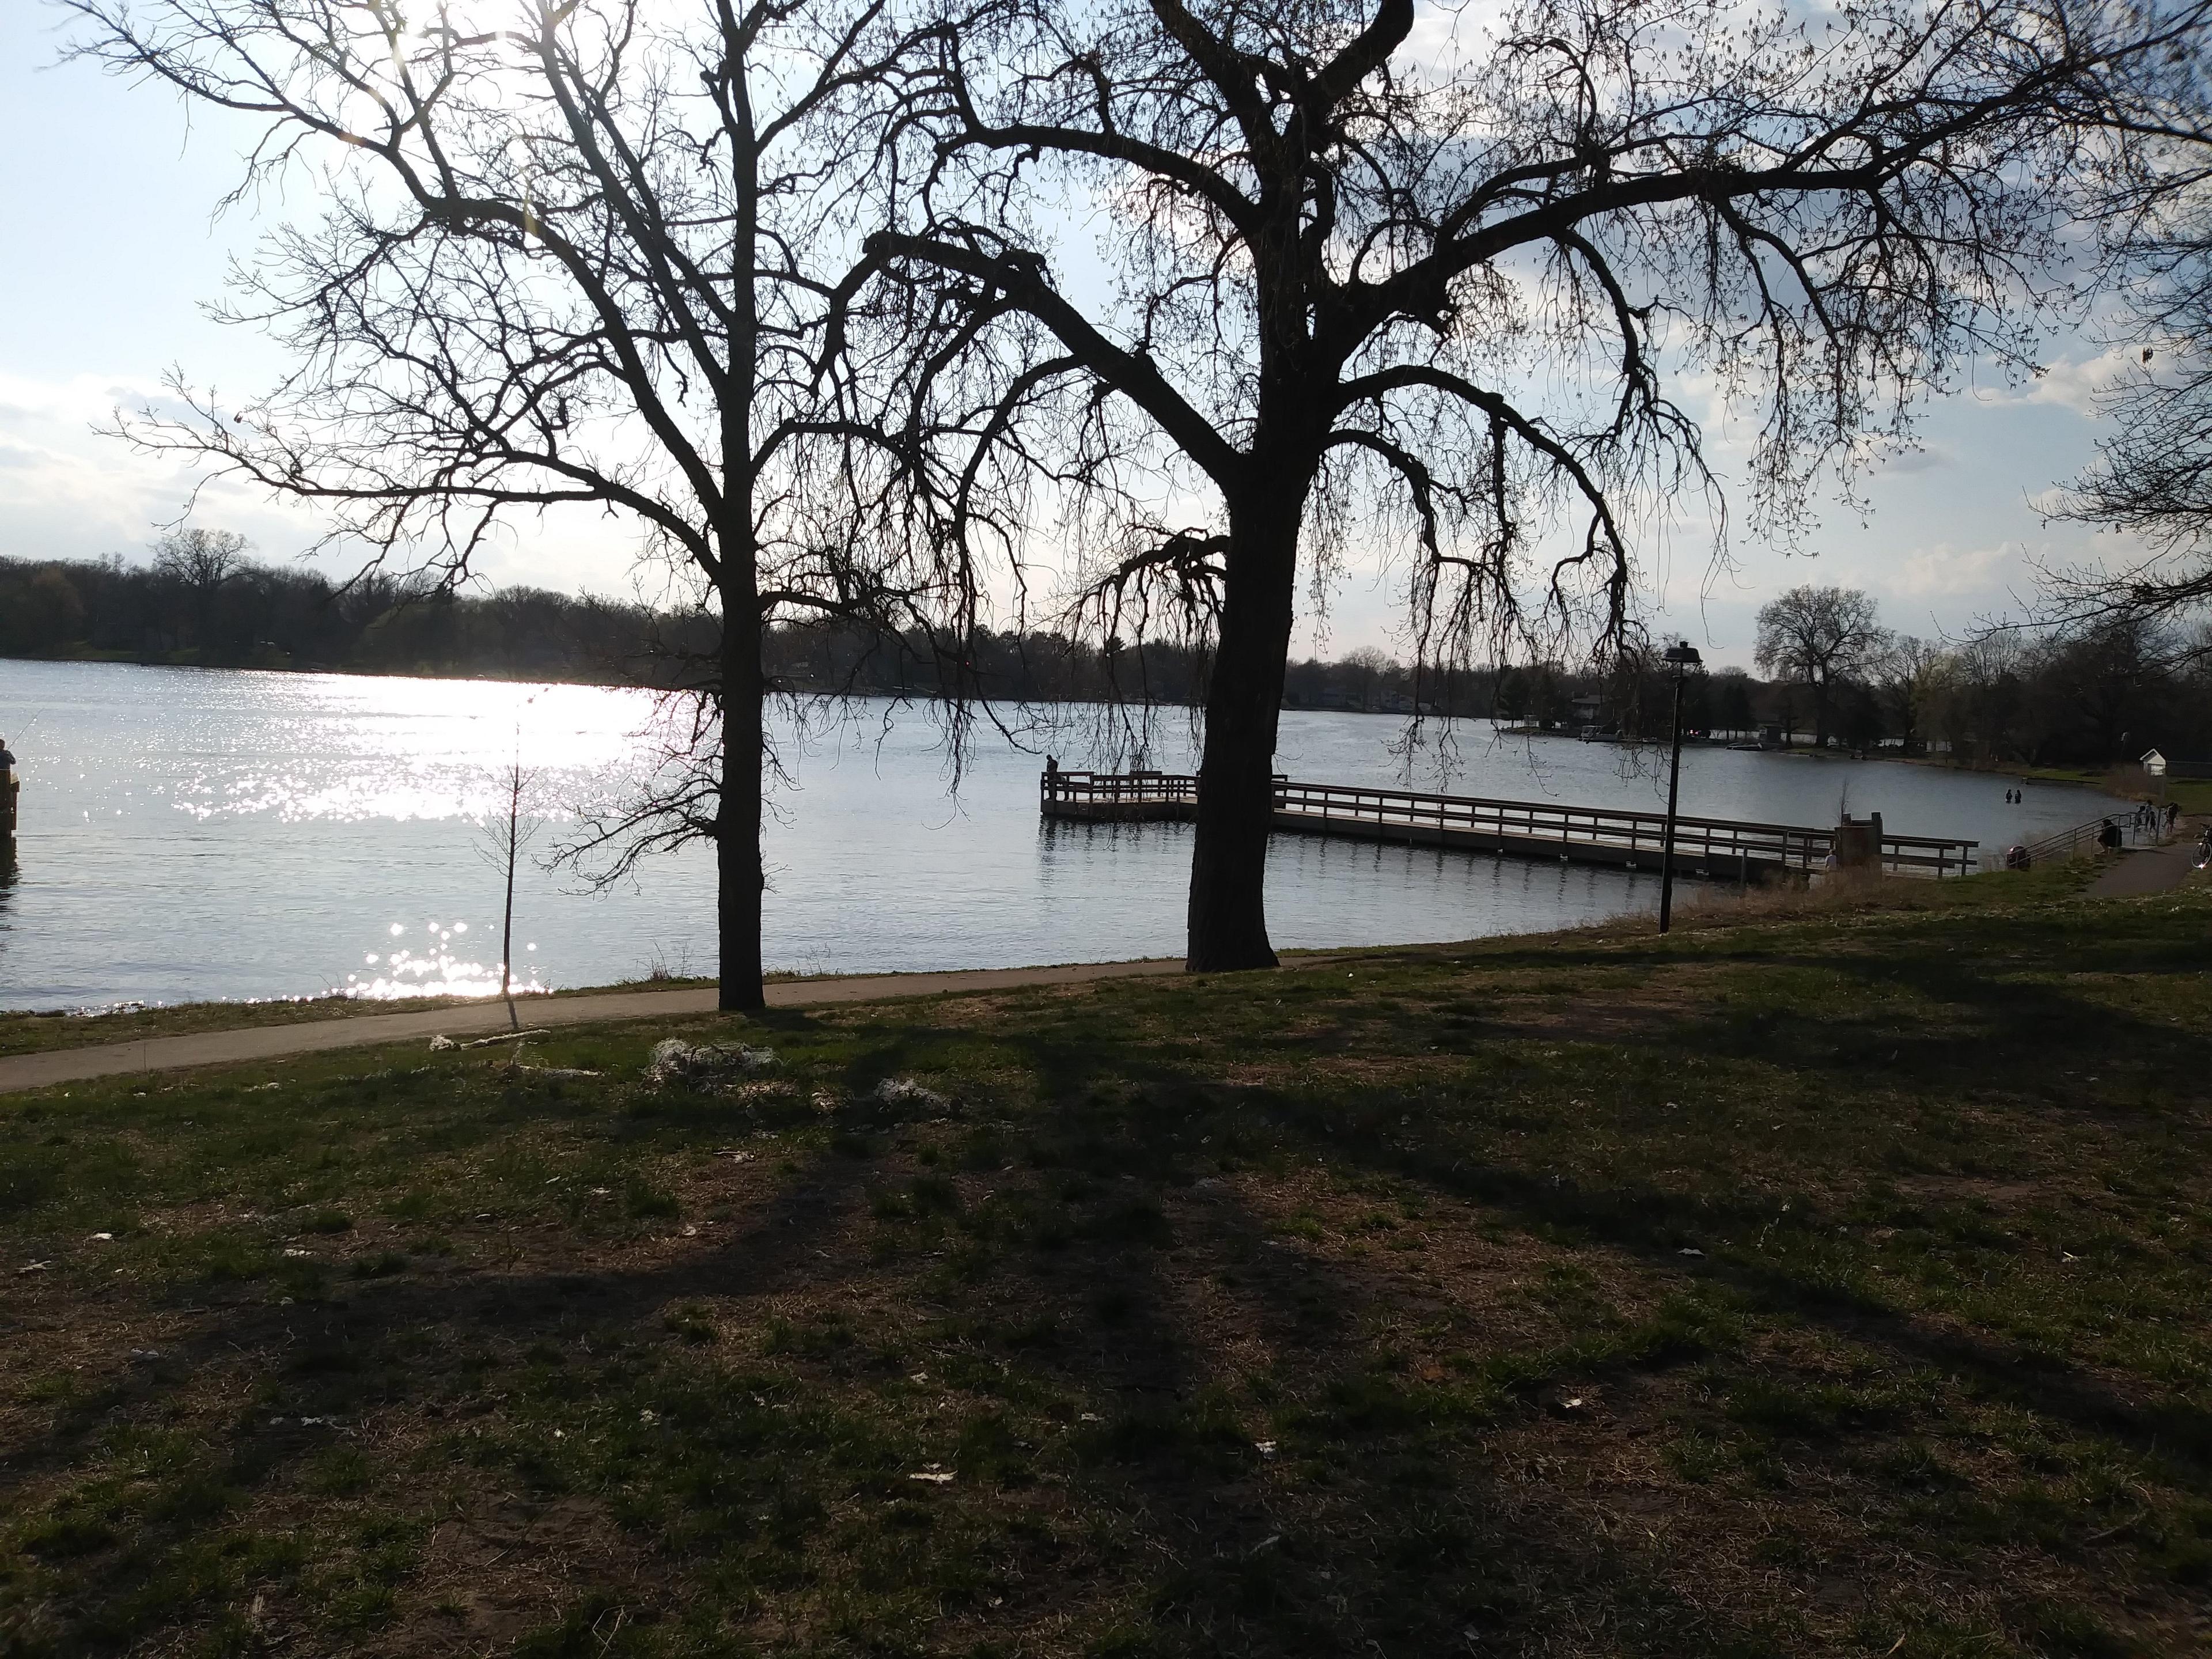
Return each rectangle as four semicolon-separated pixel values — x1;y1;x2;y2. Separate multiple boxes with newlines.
0;659;2121;1011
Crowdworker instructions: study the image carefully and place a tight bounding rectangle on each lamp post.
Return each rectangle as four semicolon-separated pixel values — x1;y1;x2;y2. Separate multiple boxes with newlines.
1657;641;1703;934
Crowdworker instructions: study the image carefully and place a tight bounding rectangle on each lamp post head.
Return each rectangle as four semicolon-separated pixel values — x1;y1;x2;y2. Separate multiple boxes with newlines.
1663;642;1703;672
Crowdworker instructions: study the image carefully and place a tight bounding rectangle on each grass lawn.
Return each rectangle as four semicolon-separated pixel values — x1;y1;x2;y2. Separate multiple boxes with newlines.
2011;764;2212;817
2;868;2210;1656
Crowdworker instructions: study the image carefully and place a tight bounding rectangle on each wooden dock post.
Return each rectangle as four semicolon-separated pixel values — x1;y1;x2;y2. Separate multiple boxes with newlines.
1833;811;1885;872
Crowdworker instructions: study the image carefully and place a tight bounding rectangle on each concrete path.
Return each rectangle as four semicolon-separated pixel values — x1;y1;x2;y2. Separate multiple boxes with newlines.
0;958;1185;1096
2086;827;2205;899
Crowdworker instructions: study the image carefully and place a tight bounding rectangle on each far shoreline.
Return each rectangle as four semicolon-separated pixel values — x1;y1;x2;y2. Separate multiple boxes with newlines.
0;653;2169;796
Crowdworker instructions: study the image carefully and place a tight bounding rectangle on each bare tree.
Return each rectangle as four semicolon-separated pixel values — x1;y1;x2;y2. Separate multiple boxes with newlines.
151;525;252;646
1709;668;1756;740
1755;586;1891;750
151;526;250;593
2036;59;2212;645
474;743;547;1031
2025;612;2179;760
1875;635;1953;757
2046;264;2212;649
68;0;968;1011
851;0;2211;969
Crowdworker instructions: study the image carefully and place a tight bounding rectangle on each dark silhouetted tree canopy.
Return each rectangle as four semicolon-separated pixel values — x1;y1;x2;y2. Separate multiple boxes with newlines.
863;0;2212;967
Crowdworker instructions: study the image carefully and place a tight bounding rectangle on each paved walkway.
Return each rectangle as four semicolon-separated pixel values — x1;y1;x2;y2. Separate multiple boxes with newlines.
0;958;1185;1096
2087;838;2205;899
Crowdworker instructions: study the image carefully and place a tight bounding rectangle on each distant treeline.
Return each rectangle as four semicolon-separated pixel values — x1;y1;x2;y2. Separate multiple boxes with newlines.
0;546;676;685
1466;621;2212;768
0;544;1497;709
1275;623;2212;768
3;548;2207;765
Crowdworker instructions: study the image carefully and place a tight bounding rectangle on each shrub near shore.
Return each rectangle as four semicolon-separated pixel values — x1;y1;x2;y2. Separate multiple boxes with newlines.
1;869;2209;1656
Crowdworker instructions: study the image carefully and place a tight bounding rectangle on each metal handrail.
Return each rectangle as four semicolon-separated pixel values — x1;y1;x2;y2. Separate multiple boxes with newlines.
2014;817;2107;863
2010;810;2168;866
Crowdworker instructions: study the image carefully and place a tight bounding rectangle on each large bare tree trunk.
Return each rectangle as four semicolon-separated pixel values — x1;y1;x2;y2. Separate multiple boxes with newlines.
719;100;767;1016
1186;485;1305;972
718;565;767;1012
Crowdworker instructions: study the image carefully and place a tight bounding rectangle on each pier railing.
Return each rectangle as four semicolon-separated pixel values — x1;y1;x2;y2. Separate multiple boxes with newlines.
1040;770;1195;810
1042;769;1979;878
1271;779;1975;876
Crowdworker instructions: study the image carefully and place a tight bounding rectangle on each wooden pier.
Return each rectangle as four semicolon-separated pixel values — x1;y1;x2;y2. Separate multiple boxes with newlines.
1040;770;1979;880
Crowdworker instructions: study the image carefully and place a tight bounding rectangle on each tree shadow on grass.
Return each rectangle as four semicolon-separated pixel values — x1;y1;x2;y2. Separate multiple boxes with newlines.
1243;932;2212;1482
1;1085;1819;1658
1370;908;2204;1122
10;897;2205;1656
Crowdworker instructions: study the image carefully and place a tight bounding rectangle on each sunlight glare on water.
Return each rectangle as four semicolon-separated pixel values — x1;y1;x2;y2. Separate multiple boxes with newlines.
161;677;656;824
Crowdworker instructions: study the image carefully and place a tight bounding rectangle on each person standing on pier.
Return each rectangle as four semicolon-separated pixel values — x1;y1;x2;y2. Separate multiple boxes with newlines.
0;735;16;857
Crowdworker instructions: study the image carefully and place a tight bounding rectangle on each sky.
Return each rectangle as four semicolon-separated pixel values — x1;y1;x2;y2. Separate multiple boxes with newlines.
0;2;2161;671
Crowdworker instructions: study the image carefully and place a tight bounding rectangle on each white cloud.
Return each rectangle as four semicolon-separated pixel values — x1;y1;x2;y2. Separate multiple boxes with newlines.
1870;540;2029;601
1999;347;2139;416
0;369;661;596
1869;442;1952;475
0;370;322;566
